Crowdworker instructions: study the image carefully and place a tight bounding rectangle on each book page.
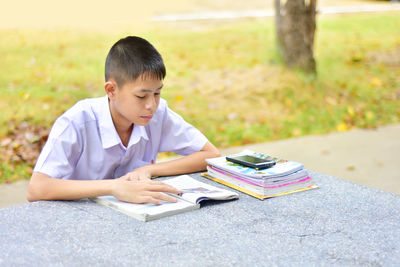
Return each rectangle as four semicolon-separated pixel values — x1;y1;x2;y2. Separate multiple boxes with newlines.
96;195;195;216
163;175;238;204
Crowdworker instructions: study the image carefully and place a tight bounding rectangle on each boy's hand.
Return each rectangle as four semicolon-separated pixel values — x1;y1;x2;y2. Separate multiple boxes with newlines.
121;165;152;181
112;178;182;205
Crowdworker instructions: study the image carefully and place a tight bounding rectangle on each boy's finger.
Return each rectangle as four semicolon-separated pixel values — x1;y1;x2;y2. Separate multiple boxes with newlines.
146;184;182;194
145;180;164;185
149;192;178;203
142;180;178;189
139;196;161;205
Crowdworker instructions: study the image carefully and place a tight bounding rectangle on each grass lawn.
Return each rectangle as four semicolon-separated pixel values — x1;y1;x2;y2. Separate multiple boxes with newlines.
0;12;399;183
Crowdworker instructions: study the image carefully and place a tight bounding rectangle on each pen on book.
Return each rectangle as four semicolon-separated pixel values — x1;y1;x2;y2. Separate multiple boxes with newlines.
165;192;183;199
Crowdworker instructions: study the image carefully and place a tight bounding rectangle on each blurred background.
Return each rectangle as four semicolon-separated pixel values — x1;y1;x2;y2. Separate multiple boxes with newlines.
0;0;399;188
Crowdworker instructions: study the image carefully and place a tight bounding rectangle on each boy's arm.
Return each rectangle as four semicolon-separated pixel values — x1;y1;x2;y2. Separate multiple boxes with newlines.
125;141;220;180
27;172;181;205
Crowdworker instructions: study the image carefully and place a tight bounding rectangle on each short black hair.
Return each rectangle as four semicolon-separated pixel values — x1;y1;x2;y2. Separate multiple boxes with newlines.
105;36;166;86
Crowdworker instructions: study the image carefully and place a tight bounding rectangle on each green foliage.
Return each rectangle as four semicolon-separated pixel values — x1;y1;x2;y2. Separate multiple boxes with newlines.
1;13;400;182
0;163;32;183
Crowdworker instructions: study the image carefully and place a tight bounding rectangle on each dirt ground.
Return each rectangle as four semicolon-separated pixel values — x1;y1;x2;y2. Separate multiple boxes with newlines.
1;0;386;29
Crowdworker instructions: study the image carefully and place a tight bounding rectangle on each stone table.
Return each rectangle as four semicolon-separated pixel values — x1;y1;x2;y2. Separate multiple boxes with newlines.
1;171;399;266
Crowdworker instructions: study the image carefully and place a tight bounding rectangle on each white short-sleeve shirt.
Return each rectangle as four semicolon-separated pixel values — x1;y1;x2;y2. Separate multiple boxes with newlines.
34;96;208;180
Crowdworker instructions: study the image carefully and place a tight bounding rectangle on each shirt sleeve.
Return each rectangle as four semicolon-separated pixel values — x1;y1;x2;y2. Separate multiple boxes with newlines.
158;104;208;156
33;116;82;179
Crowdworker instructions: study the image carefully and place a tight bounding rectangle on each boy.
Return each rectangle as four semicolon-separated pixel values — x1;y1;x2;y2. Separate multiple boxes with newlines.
28;36;220;205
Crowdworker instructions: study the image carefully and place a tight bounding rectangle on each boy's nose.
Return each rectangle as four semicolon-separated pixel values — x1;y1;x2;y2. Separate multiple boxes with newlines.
145;96;156;110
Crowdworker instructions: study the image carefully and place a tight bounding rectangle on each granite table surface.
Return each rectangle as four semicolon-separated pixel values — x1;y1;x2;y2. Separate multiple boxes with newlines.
1;170;399;266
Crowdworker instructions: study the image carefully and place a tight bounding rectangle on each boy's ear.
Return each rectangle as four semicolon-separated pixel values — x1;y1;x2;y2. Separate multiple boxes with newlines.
105;81;117;99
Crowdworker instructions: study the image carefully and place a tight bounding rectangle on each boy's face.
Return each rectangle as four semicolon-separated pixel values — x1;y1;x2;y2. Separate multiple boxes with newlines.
106;76;163;128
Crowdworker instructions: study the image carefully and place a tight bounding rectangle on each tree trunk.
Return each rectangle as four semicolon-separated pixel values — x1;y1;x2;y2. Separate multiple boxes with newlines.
275;0;317;73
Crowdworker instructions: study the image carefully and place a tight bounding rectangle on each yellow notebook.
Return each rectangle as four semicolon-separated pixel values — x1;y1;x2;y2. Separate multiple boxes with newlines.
201;173;318;200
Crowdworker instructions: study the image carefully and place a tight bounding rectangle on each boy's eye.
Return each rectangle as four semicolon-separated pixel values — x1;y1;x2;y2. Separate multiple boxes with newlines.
136;95;145;99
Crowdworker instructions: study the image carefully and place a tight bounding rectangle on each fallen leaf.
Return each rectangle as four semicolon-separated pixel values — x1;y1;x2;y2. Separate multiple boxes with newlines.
321;150;330;155
346;165;355;171
370;77;382;87
366;111;374;120
292;128;301;136
337;122;348;132
175;95;183;102
347;106;355;117
0;121;50;167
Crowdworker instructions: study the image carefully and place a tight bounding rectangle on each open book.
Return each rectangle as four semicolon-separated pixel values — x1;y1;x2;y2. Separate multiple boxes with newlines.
91;175;239;222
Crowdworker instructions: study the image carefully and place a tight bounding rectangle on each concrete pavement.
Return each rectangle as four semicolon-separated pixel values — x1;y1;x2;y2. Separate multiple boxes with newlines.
151;3;400;22
0;180;30;209
1;124;399;208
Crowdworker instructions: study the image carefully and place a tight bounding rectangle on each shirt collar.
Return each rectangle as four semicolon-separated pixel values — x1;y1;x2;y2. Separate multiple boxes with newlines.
99;95;149;149
127;124;149;148
98;96;120;149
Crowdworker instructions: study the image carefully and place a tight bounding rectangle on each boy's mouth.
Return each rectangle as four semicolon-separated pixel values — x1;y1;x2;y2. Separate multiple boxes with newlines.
140;115;153;120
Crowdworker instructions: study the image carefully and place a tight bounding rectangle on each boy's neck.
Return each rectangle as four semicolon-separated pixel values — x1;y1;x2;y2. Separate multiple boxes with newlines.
116;124;133;148
108;99;133;147
112;118;133;147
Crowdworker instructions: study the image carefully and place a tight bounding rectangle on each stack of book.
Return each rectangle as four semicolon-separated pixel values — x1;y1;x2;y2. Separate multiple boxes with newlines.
203;150;318;200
